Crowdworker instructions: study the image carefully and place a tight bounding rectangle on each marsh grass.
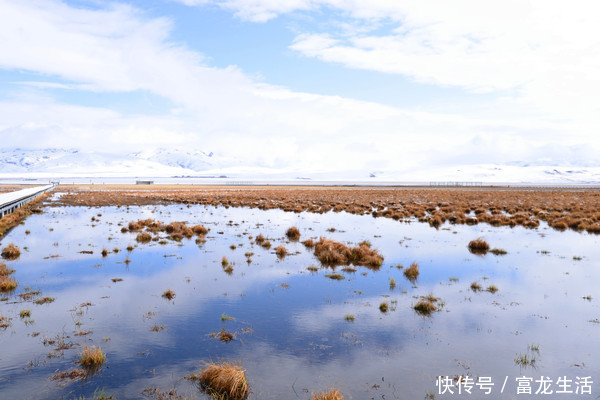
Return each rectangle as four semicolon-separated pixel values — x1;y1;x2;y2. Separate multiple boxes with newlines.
379;302;389;313
189;361;249;400
1;244;20;260
275;245;287;258
286;226;300;241
389;277;396;290
0;263;15;276
486;284;499;294
311;389;345;400
403;262;419;283
344;314;355;322
302;239;315;248
324;273;344;280
489;248;507;255
217;328;235;342
470;282;482;292
314;237;383;268
468;238;490;254
19;309;31;318
413;299;438;316
162;289;176;300
77;345;106;372
0;276;17;292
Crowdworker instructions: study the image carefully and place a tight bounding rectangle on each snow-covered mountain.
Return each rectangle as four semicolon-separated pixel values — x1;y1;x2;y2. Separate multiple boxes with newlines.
0;148;218;177
0;148;599;184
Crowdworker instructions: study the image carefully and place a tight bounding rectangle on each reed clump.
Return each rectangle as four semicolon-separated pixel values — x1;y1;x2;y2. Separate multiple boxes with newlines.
311;389;345;400
0;276;18;292
286;226;300;241
162;289;176;300
77;345;106;371
403;262;419;283
192;361;249;400
468;238;490;254
1;244;21;260
314;237;383;268
275;245;287;258
0;263;15;276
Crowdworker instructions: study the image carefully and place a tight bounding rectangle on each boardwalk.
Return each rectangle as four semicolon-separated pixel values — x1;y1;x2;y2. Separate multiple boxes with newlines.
0;184;54;217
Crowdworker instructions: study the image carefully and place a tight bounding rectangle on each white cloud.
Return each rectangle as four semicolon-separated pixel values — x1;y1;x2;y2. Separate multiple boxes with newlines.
0;0;598;176
181;0;600;123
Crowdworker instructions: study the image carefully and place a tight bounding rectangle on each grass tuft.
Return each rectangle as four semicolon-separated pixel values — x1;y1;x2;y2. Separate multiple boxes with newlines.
1;244;21;260
286;226;301;241
191;361;249;400
311;388;345;400
468;238;490;254
162;289;175;300
403;262;419;283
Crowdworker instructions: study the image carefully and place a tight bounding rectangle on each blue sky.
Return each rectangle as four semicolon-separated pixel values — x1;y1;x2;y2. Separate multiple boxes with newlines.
0;0;599;174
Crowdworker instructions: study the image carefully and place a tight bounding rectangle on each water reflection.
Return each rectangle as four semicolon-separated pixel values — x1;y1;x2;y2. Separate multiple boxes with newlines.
0;204;599;399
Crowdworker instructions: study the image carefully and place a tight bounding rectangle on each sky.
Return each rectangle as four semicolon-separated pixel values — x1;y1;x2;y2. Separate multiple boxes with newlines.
0;0;599;174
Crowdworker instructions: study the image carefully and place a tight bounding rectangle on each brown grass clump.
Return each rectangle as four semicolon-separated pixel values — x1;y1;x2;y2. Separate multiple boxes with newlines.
314;237;383;268
470;282;482;292
136;232;152;243
0;263;15;276
379;302;389;312
51;368;86;382
194;361;249;400
468;238;490;254
275;245;287;258
0;276;18;292
77;345;106;371
414;299;437;316
101;248;109;257
403;262;419;283
302;238;315;248
1;244;20;260
162;289;176;300
217;328;235;343
486;284;499;293
311;388;345;400
255;234;265;244
221;256;229;267
192;225;208;235
286;226;300;241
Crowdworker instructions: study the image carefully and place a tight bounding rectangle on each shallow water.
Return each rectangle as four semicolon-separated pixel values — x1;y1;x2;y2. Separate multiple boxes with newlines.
1;202;599;399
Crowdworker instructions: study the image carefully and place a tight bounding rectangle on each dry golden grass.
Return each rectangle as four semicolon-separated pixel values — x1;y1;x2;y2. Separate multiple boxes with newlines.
275;245;287;258
302;238;315;248
314;237;383;268
468;238;490;254
403;262;419;283
0;276;17;292
51;368;86;382
77;345;106;370
414;300;437;316
1;244;21;260
311;389;345;400
53;186;600;232
0;263;15;276
192;361;249;400
286;226;300;241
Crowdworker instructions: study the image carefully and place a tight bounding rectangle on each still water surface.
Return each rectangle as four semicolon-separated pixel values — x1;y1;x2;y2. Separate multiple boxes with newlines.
0;202;599;399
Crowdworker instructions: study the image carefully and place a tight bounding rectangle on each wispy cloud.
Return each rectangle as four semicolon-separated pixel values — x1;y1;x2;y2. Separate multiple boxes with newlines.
0;0;598;175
